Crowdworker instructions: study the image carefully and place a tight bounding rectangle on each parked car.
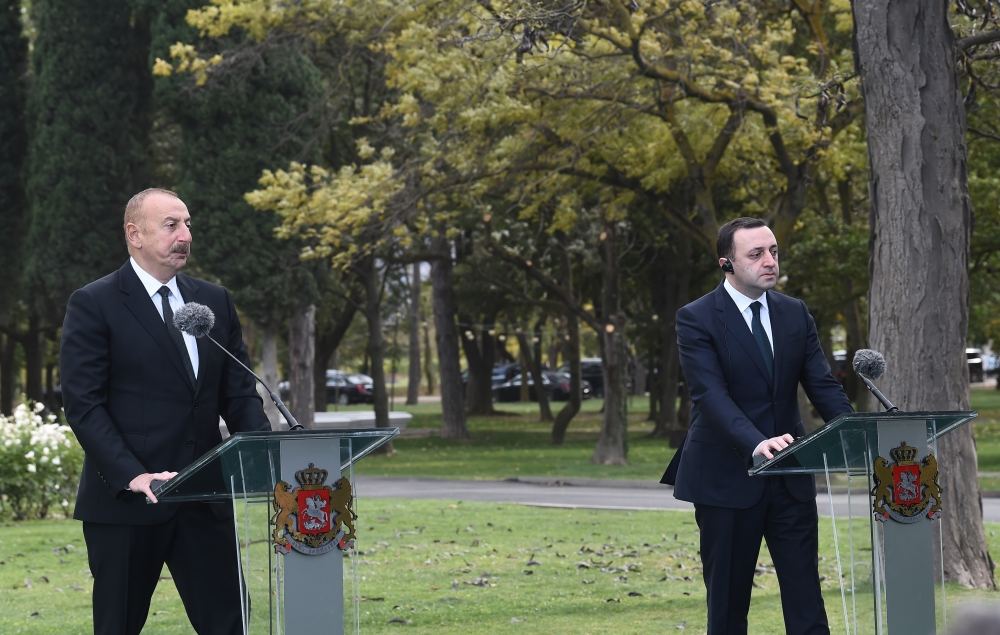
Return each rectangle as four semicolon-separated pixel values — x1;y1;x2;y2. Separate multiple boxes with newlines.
492;370;593;402
967;348;985;383
279;369;374;405
547;370;594;401
326;370;374;405
558;358;605;397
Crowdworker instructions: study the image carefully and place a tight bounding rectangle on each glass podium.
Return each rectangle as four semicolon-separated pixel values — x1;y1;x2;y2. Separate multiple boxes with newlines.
750;411;976;635
151;428;399;635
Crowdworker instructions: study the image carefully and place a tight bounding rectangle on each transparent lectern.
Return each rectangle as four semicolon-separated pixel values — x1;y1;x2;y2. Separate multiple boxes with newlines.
151;428;399;635
750;411;976;634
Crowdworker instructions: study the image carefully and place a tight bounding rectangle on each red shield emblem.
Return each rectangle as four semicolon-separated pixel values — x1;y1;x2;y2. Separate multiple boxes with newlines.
297;487;332;535
892;464;922;505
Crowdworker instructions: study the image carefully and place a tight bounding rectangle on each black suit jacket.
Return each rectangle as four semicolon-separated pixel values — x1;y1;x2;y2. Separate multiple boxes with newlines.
60;261;270;524
663;284;852;508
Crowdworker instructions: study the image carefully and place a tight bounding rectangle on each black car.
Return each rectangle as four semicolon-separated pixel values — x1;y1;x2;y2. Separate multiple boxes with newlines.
559;358;605;397
492;371;593;402
326;370;374;405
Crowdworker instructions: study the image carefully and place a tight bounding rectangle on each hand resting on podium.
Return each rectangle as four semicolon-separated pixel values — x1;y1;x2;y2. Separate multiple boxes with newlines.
128;471;178;504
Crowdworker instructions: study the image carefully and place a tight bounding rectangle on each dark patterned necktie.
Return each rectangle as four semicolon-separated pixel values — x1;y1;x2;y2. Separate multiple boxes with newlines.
750;301;774;379
158;286;196;384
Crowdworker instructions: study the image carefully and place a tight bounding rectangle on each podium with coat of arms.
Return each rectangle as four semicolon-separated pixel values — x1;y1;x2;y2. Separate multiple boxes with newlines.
151;428;398;634
750;411;976;634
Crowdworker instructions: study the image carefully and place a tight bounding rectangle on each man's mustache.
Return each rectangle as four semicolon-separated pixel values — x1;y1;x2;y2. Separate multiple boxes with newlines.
171;244;190;255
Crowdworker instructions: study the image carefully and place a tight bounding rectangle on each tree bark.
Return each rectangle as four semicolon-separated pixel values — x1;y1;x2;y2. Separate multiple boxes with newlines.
358;257;393;454
552;308;581;444
431;237;469;439
517;329;552;422
314;301;358;410
406;262;422;405
461;312;497;415
854;0;994;589
288;304;315;429
258;327;280;430
0;332;14;414
422;317;435;396
592;221;628;465
22;314;42;403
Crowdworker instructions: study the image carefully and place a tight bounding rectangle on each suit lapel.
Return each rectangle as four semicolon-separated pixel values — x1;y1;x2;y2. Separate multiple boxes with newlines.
117;262;195;391
767;291;787;396
177;274;205;396
713;285;773;386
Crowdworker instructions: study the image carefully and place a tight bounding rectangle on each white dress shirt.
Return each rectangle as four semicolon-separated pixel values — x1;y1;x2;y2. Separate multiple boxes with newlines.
723;279;773;353
130;257;200;378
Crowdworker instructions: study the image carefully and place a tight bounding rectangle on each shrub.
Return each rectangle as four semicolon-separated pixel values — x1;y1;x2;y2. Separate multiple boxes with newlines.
0;402;83;520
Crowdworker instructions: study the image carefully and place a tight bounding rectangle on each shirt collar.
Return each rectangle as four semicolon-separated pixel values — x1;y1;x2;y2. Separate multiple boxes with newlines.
130;257;180;300
723;279;769;314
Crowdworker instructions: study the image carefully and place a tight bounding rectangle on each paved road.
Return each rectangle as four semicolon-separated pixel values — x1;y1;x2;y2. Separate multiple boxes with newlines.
355;475;1000;522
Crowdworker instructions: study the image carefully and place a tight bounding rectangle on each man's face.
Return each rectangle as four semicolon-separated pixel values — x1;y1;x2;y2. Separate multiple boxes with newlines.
723;225;779;298
127;192;192;283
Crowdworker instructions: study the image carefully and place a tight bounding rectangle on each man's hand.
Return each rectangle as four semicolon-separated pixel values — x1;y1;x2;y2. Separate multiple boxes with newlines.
128;471;178;504
753;434;795;461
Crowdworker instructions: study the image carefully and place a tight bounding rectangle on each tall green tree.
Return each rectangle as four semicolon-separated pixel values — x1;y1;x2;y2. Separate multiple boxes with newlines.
24;0;153;399
0;0;28;413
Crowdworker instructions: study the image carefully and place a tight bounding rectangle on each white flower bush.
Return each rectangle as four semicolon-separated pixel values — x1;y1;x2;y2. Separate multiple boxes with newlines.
0;402;82;520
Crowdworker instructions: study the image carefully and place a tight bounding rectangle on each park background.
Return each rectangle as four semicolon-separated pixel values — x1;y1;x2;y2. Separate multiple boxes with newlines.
4;0;1000;632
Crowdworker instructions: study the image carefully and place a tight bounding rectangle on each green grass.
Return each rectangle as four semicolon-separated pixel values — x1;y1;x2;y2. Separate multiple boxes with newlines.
3;501;998;634
355;388;1000;489
356;397;676;482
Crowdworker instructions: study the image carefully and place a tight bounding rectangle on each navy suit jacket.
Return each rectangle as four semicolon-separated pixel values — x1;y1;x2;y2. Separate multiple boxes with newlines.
60;261;270;524
664;284;852;508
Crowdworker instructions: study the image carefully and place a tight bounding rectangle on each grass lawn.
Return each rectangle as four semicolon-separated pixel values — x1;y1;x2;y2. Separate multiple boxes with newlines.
4;388;999;633
3;501;999;634
354;388;1000;491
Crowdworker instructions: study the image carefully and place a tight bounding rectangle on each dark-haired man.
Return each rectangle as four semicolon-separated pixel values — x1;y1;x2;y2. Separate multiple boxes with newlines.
60;188;270;634
662;217;852;634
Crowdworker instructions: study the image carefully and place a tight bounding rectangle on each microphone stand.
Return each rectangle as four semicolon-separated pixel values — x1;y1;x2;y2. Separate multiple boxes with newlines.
202;333;304;431
857;373;900;414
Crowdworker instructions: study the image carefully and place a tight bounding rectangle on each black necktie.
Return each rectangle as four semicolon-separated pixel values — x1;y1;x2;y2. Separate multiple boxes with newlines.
750;301;774;379
158;286;196;384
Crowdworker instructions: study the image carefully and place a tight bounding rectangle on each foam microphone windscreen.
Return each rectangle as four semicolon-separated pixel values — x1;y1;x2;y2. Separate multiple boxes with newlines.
173;302;215;338
852;348;886;379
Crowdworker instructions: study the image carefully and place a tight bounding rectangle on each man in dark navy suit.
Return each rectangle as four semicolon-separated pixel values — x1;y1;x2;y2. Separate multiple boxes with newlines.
60;188;270;634
662;217;852;635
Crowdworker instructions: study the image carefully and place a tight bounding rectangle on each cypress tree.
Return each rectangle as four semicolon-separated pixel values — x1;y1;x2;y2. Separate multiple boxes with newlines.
23;0;152;324
0;0;28;412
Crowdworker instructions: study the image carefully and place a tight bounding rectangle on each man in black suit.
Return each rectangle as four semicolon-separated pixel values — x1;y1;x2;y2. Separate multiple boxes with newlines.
60;188;270;634
662;217;852;634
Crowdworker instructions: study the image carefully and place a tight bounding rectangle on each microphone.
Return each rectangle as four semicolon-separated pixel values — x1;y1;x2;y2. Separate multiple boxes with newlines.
173;303;304;431
852;348;899;413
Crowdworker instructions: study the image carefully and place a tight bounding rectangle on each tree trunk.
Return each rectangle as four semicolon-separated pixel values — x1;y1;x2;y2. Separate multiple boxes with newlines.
461;312;497;415
592;221;628;465
288;304;315;429
0;332;15;414
431;241;469;439
422;317;435;396
854;0;994;589
358;258;393;454
517;330;552;422
258;327;280;430
552;308;581;444
406;262;422;405
314;301;358;411
23;314;42;402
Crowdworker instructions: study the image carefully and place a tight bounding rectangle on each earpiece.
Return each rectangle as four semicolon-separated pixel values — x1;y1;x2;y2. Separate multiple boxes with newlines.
721;259;734;273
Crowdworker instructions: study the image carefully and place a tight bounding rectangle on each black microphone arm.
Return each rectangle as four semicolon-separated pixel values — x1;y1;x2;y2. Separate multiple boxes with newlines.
857;372;900;413
201;333;304;431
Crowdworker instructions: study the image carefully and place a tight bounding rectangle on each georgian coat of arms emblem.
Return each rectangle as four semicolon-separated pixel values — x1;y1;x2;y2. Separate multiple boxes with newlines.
271;463;358;555
871;441;943;524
